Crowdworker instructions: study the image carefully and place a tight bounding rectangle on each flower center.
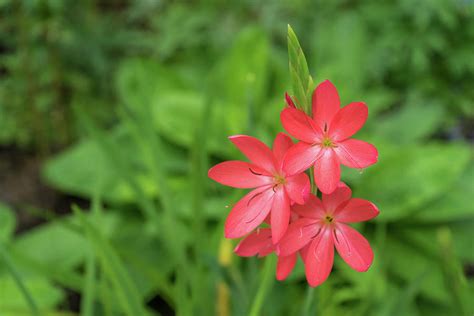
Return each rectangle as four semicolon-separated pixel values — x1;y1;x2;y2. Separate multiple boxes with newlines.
274;174;286;185
321;137;335;148
324;215;334;224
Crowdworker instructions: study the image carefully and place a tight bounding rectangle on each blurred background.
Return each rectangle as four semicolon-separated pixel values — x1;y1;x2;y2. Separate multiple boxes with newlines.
0;0;473;315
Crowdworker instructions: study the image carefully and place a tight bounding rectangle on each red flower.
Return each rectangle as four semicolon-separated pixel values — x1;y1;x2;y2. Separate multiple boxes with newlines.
281;80;378;194
208;133;310;243
277;182;379;287
234;228;297;281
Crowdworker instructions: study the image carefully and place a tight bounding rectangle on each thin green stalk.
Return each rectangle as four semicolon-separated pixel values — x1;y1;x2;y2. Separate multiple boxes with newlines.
248;256;276;316
81;247;96;316
0;242;40;316
302;287;316;316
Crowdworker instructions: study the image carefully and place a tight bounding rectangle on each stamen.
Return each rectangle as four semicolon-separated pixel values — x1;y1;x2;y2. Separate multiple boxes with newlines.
249;168;263;176
247;192;263;206
245;207;264;223
333;229;339;243
311;227;321;239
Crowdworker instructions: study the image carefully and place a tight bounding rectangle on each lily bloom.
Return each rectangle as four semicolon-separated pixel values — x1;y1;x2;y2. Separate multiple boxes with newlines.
277;182;379;287
281;80;378;194
234;228;297;281
208;133;310;243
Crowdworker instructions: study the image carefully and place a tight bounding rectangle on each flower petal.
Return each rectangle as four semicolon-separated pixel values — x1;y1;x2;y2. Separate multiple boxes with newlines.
285;172;310;205
234;228;273;257
271;188;291;244
334;199;379;223
224;186;274;239
305;228;334;287
276;253;297;281
299;244;311;262
312;80;340;130
229;135;277;173
322;182;352;213
273;132;294;166
328;102;368;141
208;161;272;188
334;139;378;169
334;223;374;272
283;142;322;176
276;218;320;256
314;149;341;194
280;108;322;143
292;194;325;219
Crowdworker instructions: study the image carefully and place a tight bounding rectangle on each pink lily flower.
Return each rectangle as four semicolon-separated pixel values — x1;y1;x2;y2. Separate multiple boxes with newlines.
234;228;297;281
277;182;379;287
281;80;378;194
208;133;310;243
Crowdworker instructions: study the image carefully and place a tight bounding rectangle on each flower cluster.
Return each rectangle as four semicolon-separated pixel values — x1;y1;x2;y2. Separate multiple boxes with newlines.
208;80;379;286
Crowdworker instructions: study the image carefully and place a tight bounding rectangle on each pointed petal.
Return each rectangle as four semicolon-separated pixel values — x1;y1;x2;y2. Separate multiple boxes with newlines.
271;188;291;244
276;253;297;281
234;228;273;257
334;199;379;223
328;102;368;141
273;132;294;165
208;161;272;188
229;135;277;173
305;228;334;287
334;139;378;169
280;108;322;143
285;172;310;205
322;182;352;213
285;92;296;108
224;187;274;239
334;223;374;272
299;244;311;262
276;218;320;256
314;149;341;194
292;194;325;219
312;80;340;130
283;142;322;176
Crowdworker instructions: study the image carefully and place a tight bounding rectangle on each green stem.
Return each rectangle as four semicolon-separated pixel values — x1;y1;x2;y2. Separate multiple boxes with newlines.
248;256;276;316
309;166;318;195
302;286;318;316
0;242;40;316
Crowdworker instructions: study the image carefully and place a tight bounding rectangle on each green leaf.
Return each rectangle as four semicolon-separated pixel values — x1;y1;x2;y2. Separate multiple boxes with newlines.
13;221;88;271
374;103;445;144
287;25;313;114
354;143;470;221
0;275;62;315
0;203;15;242
413;162;474;222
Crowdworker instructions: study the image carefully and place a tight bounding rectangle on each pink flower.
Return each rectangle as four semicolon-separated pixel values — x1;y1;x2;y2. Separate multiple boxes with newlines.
234;228;297;281
281;80;378;194
277;182;379;287
208;133;310;243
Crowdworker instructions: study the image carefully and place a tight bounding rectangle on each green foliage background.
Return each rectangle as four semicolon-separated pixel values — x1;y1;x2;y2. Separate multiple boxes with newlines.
0;0;473;315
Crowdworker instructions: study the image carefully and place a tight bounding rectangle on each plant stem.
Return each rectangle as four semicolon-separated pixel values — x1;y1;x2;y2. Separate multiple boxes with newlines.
248;256;276;316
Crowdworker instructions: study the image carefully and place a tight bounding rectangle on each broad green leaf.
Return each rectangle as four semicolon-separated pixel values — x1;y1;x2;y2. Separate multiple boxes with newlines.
13;221;87;270
354;143;470;221
413;162;474;222
373;103;445;144
0;276;63;315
